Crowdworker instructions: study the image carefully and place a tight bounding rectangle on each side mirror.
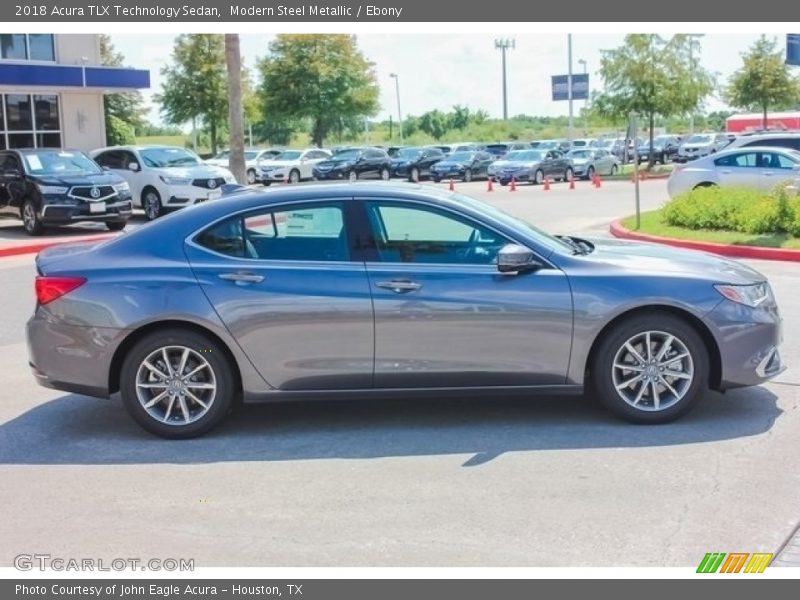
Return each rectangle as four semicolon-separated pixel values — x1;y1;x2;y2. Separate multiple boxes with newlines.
497;244;541;274
3;168;21;179
128;162;140;172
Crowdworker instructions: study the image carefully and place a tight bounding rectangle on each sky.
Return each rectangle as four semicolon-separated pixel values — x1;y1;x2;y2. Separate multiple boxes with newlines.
110;33;781;128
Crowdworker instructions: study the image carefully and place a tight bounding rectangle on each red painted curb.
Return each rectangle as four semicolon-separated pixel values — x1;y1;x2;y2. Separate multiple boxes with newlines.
610;220;800;262
0;234;114;259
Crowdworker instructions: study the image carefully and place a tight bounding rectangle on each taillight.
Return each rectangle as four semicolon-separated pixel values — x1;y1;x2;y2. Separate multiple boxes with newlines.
35;276;86;305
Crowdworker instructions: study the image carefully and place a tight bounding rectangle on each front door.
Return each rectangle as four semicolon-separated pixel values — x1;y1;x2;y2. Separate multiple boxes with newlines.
360;199;574;389
186;200;374;391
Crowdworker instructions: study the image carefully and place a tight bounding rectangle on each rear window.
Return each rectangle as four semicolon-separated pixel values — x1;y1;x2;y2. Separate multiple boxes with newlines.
741;138;800;151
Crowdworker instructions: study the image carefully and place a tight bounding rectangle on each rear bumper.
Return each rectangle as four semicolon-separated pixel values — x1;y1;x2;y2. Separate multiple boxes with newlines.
26;314;128;399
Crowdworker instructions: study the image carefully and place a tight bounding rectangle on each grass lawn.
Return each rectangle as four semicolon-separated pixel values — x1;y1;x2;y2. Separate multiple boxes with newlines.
621;209;800;249
617;163;674;176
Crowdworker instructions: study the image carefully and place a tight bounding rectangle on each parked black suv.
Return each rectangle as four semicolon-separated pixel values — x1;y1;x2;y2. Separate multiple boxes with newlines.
313;147;392;181
0;148;133;236
390;146;445;181
637;135;681;164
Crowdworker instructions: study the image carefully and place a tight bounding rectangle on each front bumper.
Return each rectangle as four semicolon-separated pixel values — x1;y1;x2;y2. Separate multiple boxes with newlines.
705;297;785;389
497;170;532;183
162;184;223;208
41;199;132;224
313;168;348;180
259;167;293;182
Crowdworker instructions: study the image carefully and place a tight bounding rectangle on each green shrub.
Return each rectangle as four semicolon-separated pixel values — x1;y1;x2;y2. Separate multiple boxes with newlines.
105;115;135;146
662;184;800;235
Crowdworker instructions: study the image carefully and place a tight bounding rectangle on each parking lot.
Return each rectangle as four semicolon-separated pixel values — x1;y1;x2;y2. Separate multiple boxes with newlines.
1;178;798;567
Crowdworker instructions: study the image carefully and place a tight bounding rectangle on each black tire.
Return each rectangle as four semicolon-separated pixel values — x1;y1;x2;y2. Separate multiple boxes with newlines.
142;187;163;221
564;167;573;182
693;182;717;190
409;167;420;183
534;170;544;185
348;170;358;182
432;177;441;183
499;181;508;187
591;312;708;424
586;166;595;181
289;169;300;184
105;220;127;232
246;169;257;185
119;329;236;439
21;199;44;236
263;181;272;186
380;167;390;181
463;168;473;183
610;164;618;175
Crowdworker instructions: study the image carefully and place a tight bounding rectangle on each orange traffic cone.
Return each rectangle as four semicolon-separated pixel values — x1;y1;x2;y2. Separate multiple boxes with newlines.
487;177;494;192
448;178;455;191
543;177;551;191
569;174;575;190
283;173;289;185
640;170;648;181
509;177;517;191
594;173;602;188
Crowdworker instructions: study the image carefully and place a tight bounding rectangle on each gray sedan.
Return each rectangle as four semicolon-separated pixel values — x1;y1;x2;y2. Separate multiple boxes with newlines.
27;183;784;438
667;146;800;198
566;148;620;179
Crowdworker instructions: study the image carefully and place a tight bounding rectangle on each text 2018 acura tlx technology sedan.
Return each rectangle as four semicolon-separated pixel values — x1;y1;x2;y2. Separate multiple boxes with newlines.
27;183;784;438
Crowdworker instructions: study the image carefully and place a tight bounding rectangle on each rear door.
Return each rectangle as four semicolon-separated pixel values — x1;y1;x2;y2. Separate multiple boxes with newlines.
712;151;760;187
186;199;375;390
760;151;799;189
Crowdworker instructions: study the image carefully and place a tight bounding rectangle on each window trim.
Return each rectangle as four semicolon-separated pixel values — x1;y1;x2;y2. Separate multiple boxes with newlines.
0;93;62;150
187;198;358;264
358;197;552;269
0;34;57;63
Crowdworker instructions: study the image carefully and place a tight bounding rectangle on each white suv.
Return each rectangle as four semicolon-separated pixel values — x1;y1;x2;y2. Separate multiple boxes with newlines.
258;148;332;184
92;146;235;220
205;148;281;184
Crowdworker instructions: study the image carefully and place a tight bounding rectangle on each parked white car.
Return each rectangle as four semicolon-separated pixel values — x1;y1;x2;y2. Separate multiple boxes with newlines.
92;145;236;220
205;148;282;184
676;133;731;162
258;148;332;184
666;146;800;198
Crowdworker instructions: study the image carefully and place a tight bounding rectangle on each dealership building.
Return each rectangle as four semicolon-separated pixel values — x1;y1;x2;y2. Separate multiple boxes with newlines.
0;33;149;151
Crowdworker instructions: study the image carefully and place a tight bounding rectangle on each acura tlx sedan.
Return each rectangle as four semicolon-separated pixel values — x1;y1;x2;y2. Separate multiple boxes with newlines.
26;183;784;438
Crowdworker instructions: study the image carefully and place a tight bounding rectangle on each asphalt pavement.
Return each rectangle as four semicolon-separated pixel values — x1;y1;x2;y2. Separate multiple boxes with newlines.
1;178;798;568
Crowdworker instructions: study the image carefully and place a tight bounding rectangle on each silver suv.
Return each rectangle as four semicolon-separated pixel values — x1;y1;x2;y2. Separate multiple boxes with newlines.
725;132;800;153
676;133;731;162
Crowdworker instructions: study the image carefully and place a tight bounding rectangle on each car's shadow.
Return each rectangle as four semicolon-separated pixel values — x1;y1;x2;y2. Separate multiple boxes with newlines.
0;387;782;467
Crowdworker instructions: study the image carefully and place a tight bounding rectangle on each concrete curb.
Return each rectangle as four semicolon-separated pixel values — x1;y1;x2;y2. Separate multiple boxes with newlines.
610;220;800;263
0;234;114;259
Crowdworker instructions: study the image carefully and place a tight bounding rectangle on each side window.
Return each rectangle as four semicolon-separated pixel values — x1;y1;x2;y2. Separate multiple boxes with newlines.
94;151;118;169
765;153;796;169
196;203;348;261
366;202;510;265
714;152;757;168
1;153;20;171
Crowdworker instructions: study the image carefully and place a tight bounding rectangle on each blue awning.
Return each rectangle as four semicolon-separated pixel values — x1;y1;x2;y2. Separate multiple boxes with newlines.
0;63;149;89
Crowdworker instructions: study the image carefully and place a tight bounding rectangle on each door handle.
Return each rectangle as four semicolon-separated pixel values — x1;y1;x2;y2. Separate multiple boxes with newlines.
376;280;422;293
720;169;732;174
763;171;774;176
218;272;264;284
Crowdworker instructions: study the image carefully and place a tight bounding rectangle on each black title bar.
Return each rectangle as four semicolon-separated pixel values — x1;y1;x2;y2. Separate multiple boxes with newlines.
2;0;799;22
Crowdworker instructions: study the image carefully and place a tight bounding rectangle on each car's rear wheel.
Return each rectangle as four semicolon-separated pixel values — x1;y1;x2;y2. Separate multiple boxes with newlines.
21;199;44;236
348;171;358;182
106;220;127;232
289;169;300;184
534;170;544;185
564;167;574;182
120;329;235;439
591;313;708;424
463;168;473;183
586;166;595;181
142;187;163;221
409;167;420;182
380;167;390;181
610;164;618;175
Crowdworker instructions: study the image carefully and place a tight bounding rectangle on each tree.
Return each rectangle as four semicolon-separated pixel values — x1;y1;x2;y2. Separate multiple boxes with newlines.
257;35;379;147
593;34;714;166
99;35;146;143
225;34;246;184
157;34;228;154
726;36;800;130
419;110;448;140
449;105;471;130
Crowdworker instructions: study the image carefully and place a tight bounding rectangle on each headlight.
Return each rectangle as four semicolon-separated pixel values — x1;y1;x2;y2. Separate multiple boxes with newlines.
159;175;192;186
37;185;68;194
112;182;130;192
225;174;236;183
714;283;770;307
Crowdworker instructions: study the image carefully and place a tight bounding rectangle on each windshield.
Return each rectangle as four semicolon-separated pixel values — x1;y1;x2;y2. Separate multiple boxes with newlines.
333;149;361;160
453;193;575;254
213;151;229;159
569;150;593;158
397;147;422;159
537;141;559;149
448;152;475;161
507;150;544;161
275;150;302;161
595;139;613;148
140;147;200;168
244;151;260;160
686;135;712;144
23;150;101;175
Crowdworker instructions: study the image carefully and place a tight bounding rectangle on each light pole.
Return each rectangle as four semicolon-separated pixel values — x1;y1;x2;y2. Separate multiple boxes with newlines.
687;33;705;135
494;38;515;120
567;34;574;141
577;58;588;135
389;73;404;143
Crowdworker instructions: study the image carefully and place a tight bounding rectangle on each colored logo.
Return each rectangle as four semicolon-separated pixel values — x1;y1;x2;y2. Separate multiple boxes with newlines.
697;552;773;573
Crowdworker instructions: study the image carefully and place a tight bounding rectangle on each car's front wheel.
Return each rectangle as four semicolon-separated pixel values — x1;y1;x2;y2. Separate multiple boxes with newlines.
463;168;473;183
120;329;235;439
591;313;708;424
142;187;163;221
246;169;257;185
409;167;420;183
348;171;358;182
21;199;44;236
380;167;390;181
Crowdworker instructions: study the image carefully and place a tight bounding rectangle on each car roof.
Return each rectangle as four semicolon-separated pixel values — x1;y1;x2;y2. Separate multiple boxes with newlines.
8;147;84;154
718;145;800;154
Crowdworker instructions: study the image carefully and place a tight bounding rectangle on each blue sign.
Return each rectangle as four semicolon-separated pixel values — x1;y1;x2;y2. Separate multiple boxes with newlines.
0;63;150;89
788;34;800;66
551;73;589;101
